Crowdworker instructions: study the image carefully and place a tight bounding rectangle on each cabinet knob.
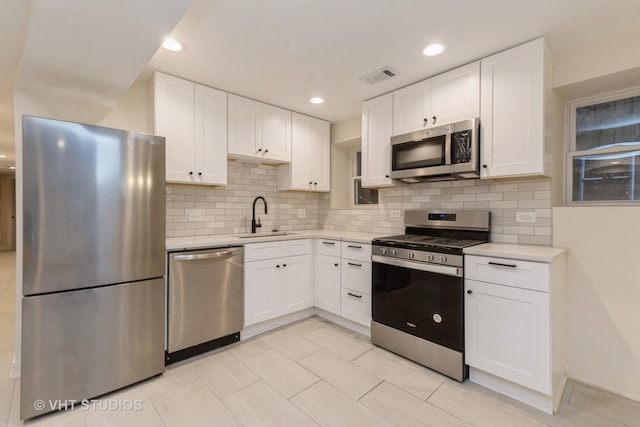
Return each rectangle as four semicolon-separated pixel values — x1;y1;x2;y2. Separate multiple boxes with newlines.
283;264;287;267
257;148;262;152
276;265;280;268
482;164;488;169
334;263;339;267
385;174;390;178
198;172;202;176
467;290;473;295
309;181;313;185
423;118;428;126
189;171;193;175
432;115;437;124
314;182;317;185
264;149;269;153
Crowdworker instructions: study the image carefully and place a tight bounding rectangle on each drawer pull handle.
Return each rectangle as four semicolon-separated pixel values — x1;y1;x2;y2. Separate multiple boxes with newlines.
347;292;362;299
322;241;336;245
488;261;517;268
348;262;362;267
347;245;362;249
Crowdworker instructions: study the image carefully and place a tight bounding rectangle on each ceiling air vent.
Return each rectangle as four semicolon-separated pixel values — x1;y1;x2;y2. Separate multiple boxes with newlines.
360;67;397;85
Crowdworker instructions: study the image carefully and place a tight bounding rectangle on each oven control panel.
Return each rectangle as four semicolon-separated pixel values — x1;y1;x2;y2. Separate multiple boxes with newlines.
372;245;463;268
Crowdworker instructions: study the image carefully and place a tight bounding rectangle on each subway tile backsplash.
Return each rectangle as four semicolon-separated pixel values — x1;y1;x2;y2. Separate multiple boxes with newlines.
166;161;552;246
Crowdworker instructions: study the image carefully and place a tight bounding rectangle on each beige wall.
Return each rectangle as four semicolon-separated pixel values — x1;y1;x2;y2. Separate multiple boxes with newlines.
553;207;640;401
0;174;15;250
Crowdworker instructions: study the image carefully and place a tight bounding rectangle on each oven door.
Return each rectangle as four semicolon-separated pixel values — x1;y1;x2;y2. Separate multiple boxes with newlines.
372;255;464;352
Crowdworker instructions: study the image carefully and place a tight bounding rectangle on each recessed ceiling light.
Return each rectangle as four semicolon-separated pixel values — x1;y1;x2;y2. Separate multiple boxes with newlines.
310;97;324;104
9;166;15;170
423;43;445;56
162;37;183;52
0;154;6;158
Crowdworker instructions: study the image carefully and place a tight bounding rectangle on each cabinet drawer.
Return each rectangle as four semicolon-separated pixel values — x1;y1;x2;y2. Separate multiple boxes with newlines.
341;242;371;262
465;255;549;292
316;239;341;257
245;242;280;262
341;288;372;327
341;260;371;295
280;239;311;257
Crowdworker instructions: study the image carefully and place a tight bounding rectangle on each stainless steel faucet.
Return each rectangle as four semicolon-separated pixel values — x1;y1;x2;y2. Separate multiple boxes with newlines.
251;196;268;233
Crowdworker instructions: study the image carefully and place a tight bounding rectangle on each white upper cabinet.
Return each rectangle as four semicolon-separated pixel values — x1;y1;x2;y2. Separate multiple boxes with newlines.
480;37;551;178
262;104;292;162
392;61;480;136
195;84;228;185
393;79;431;136
277;112;330;192
430;61;480;126
228;94;292;163
362;93;395;187
149;72;227;185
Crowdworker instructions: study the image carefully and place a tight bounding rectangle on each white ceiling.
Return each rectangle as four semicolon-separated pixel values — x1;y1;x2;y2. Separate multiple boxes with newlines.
2;0;640;170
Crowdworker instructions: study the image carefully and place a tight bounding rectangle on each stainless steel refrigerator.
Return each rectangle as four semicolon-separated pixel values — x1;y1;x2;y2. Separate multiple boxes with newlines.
20;116;166;420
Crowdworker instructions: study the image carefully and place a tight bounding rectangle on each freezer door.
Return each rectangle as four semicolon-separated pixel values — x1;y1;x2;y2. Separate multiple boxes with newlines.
20;278;165;420
22;116;165;295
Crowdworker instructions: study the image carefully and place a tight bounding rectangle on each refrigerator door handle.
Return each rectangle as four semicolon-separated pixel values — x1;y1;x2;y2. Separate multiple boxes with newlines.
173;251;235;261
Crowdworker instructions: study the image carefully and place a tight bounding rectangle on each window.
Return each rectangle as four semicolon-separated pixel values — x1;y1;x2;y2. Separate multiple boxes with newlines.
351;150;378;206
567;91;640;203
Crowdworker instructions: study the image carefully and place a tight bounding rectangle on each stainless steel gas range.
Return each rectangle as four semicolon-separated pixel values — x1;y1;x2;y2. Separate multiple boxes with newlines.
371;209;490;381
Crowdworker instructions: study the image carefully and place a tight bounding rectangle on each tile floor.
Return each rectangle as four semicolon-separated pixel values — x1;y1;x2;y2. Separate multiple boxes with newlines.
1;250;640;426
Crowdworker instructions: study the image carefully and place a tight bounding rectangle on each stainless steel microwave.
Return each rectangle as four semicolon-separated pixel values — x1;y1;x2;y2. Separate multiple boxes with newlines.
390;118;480;182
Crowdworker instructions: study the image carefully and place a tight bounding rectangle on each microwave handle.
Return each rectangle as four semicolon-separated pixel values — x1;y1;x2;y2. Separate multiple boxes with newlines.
444;132;452;165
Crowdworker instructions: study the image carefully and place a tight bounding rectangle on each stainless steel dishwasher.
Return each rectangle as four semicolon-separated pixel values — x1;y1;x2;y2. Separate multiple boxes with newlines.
166;246;244;364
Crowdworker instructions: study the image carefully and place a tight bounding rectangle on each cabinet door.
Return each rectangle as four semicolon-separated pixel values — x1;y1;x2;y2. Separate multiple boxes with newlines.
430;61;480;126
281;254;313;315
288;112;313;190
262;104;291;162
194;84;227;185
152;73;196;183
362;93;394;187
244;260;279;326
465;279;551;394
228;94;262;158
480;38;548;178
392;79;431;135
311;118;330;191
314;255;341;315
341;288;372;327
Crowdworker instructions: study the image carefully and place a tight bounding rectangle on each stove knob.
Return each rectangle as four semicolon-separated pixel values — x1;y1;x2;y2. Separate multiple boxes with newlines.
389;248;397;256
426;254;435;262
407;251;415;259
439;255;447;264
380;247;387;255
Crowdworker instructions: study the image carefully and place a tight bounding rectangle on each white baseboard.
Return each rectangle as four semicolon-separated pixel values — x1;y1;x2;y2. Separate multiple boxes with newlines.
313;308;371;337
10;355;20;379
469;367;557;414
240;309;315;340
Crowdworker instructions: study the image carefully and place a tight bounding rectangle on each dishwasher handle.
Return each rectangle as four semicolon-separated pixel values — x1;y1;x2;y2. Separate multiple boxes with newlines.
173;250;237;261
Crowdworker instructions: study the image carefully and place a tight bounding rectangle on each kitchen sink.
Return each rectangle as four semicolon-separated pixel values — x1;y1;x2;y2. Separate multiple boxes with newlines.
235;231;297;238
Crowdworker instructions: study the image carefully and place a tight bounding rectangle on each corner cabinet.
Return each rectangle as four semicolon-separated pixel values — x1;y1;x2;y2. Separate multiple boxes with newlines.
480;37;552;178
149;72;227;185
277;112;330;192
361;93;395;188
464;248;566;414
228;94;292;163
393;61;479;136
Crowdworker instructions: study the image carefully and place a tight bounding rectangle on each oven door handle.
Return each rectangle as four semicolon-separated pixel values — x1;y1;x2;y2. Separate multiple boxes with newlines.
372;255;462;277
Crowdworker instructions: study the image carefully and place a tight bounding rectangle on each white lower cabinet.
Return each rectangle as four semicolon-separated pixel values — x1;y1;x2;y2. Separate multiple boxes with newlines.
244;240;311;326
314;240;372;327
464;251;565;414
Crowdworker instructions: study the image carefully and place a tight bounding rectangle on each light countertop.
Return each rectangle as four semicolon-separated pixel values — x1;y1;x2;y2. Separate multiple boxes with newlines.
166;229;385;251
463;243;566;263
